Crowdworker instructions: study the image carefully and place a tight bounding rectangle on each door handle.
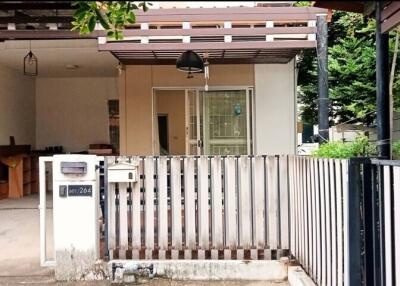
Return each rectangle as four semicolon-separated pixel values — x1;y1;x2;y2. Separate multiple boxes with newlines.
197;140;203;148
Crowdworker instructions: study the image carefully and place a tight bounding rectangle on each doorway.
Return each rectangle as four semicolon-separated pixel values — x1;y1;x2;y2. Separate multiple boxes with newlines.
154;89;186;155
157;114;169;155
186;88;253;156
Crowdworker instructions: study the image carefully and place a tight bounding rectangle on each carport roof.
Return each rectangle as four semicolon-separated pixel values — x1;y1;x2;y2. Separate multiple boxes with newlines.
0;3;327;64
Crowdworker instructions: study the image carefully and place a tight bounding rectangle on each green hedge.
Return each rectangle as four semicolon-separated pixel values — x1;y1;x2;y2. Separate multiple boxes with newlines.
312;136;377;159
394;141;400;158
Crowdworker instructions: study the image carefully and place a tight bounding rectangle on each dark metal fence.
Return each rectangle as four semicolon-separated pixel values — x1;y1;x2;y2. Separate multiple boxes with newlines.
289;157;400;286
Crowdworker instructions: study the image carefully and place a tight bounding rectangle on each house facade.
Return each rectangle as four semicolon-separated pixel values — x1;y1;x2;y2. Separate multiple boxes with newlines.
0;4;327;158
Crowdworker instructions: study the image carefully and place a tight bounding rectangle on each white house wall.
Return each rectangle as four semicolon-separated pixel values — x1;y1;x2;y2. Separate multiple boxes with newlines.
0;64;35;146
254;61;296;155
35;77;118;152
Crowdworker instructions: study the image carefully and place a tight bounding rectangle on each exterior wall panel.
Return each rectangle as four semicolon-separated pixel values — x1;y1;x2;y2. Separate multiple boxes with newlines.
254;61;296;155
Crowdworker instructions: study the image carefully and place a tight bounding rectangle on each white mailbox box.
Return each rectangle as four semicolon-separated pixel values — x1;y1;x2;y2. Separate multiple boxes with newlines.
108;161;139;183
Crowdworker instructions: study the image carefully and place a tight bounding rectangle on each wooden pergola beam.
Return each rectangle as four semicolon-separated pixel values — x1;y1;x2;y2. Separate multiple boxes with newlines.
99;40;316;52
116;57;293;65
0;2;73;10
0;16;72;24
0;26;316;40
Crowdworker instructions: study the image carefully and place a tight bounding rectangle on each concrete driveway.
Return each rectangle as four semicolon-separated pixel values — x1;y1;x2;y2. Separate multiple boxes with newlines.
0;194;54;279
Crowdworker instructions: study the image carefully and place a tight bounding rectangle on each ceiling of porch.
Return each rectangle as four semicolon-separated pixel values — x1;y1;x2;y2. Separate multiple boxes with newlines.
0;39;118;77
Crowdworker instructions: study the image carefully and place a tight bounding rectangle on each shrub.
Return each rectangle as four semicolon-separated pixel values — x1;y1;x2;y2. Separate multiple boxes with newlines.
393;141;400;158
312;135;377;158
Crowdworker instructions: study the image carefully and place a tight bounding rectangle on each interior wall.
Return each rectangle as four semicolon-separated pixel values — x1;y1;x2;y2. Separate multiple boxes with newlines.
155;90;186;155
254;61;296;155
121;64;254;155
36;77;118;152
0;64;36;146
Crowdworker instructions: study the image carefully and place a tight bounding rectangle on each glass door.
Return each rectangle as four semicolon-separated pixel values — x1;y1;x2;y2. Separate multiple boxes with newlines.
202;89;252;155
185;89;202;155
185;88;253;156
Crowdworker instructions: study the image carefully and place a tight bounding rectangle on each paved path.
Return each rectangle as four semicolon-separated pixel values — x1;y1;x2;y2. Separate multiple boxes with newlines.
0;277;288;286
0;194;54;278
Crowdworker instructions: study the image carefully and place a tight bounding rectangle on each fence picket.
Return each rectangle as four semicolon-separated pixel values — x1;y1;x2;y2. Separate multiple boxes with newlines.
211;156;223;259
293;157;300;263
342;160;349;286
279;155;289;252
157;157;168;259
252;156;265;249
171;157;183;257
288;156;295;254
184;157;196;259
108;181;116;259
319;159;326;286
299;157;305;265
306;158;312;272
393;166;400;286
238;156;252;255
144;157;154;259
119;182;128;258
324;159;332;286
383;166;393;286
310;158;317;281
130;157;141;259
224;157;237;259
267;156;278;251
335;160;343;286
198;156;210;259
329;159;337;286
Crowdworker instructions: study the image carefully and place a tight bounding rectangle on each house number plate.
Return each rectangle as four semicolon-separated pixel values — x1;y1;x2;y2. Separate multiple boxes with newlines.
68;185;92;197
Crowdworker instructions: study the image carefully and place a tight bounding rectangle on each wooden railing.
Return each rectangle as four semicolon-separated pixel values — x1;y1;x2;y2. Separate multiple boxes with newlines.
104;155;290;260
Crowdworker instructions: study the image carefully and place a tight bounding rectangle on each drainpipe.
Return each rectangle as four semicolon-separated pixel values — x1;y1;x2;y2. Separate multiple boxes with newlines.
376;1;390;159
317;13;329;143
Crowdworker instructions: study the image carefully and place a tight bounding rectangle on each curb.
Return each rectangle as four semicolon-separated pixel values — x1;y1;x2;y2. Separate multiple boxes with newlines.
288;266;316;286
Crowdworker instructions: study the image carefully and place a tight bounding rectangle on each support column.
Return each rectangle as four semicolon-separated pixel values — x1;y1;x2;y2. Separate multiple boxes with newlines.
376;2;390;159
317;14;329;143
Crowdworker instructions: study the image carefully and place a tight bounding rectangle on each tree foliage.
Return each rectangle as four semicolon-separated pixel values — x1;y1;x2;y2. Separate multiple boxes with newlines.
297;11;400;126
72;1;151;40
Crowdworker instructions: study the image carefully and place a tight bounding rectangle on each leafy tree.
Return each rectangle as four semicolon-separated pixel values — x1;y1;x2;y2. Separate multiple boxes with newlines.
297;10;400;126
71;1;151;40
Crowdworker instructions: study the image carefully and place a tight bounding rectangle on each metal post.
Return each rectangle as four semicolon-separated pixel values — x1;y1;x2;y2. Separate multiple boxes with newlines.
346;159;363;285
372;164;383;286
317;14;329;143
103;159;109;260
376;2;390;159
362;159;375;286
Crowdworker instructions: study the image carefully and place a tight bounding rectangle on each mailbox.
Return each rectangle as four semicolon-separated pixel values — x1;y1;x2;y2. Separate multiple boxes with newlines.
108;161;139;183
51;155;99;280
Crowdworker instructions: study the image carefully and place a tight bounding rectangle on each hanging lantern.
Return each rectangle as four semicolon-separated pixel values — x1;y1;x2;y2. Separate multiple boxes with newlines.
24;43;38;76
176;50;204;78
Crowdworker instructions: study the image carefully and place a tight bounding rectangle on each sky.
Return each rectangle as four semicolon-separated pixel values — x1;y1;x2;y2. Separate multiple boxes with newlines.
151;1;293;9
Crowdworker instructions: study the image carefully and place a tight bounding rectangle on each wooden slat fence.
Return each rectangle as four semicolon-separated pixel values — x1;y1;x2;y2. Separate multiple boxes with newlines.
288;156;349;286
105;155;290;260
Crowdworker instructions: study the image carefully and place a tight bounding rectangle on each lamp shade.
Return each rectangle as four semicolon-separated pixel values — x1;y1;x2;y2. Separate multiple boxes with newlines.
176;50;204;73
24;51;38;76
